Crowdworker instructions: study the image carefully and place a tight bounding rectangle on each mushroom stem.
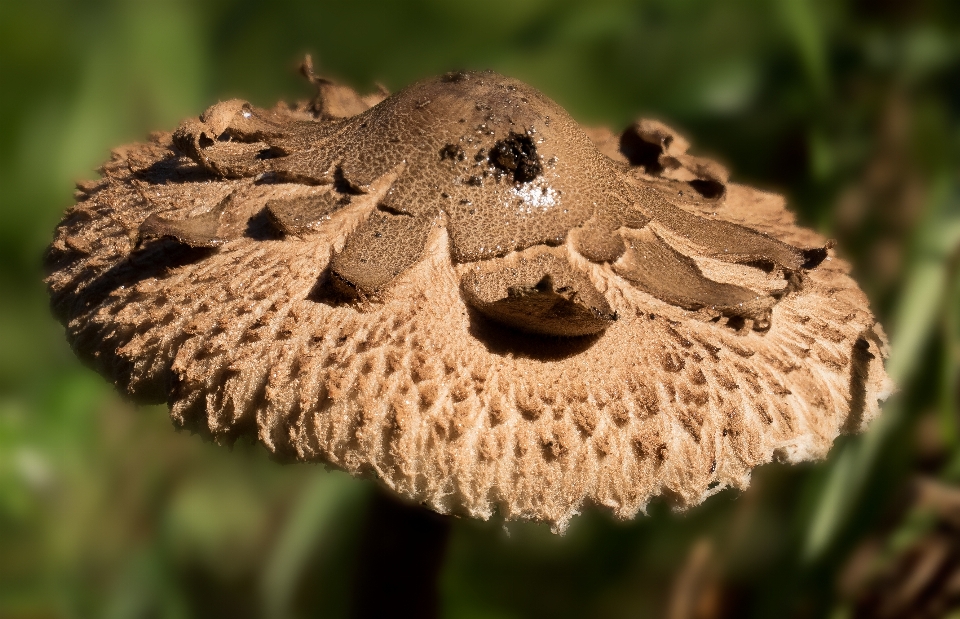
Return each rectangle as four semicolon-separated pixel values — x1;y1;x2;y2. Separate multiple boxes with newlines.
349;489;451;618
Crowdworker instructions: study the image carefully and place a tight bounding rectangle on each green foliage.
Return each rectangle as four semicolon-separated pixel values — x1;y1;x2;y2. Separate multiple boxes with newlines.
2;0;958;617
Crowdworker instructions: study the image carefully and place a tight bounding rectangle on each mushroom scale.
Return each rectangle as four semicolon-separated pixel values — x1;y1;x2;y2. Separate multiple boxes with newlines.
45;67;892;530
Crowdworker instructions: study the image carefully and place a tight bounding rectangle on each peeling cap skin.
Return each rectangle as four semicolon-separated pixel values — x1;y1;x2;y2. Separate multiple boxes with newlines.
45;66;893;531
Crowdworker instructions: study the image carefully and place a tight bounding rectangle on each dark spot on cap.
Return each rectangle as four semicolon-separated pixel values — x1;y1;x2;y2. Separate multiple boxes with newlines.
442;71;469;83
618;127;663;172
489;133;542;183
801;246;829;269
688;179;725;199
439;144;466;162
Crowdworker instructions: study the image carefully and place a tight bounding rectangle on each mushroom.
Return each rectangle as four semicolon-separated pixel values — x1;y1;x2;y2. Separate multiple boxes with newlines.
45;63;893;531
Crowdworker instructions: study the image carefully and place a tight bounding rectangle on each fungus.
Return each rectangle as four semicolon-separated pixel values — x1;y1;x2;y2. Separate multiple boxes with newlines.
45;62;893;531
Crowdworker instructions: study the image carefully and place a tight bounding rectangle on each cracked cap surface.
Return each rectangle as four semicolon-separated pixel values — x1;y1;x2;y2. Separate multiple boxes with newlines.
45;67;892;530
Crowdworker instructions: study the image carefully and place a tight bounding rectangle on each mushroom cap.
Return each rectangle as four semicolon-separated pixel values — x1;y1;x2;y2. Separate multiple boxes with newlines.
45;69;892;530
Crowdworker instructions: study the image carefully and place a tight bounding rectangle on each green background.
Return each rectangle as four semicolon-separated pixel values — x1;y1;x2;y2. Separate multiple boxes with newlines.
2;1;958;617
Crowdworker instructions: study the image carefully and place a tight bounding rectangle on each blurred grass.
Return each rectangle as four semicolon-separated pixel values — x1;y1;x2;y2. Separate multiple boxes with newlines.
1;1;958;617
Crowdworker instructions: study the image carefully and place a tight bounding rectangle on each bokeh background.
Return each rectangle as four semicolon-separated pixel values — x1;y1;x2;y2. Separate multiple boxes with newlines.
2;1;959;617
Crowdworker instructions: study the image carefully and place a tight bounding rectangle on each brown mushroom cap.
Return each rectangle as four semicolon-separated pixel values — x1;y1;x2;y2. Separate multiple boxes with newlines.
45;68;892;530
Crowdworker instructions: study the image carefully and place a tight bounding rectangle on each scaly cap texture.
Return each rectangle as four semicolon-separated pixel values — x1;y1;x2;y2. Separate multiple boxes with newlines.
46;68;892;530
